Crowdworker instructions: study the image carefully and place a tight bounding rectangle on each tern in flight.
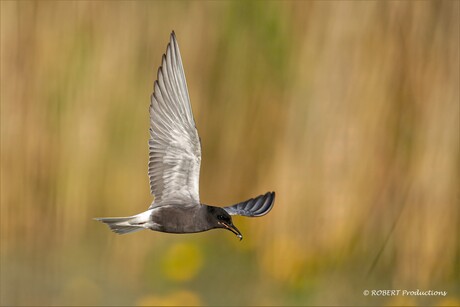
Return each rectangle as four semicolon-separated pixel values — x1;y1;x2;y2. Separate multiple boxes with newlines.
95;32;275;240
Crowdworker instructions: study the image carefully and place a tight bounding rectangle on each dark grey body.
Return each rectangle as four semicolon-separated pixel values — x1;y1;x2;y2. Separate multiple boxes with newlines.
150;204;210;233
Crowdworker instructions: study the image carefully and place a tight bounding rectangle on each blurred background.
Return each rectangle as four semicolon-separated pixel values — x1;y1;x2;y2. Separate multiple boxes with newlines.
1;1;459;306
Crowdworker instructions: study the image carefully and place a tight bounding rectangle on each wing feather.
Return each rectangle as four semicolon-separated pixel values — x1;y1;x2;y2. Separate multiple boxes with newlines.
148;32;201;207
223;192;275;217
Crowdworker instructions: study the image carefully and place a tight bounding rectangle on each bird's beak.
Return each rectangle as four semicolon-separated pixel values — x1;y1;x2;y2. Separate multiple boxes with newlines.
219;222;243;241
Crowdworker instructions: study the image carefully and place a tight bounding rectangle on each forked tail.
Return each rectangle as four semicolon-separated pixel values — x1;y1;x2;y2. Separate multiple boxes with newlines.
94;210;152;235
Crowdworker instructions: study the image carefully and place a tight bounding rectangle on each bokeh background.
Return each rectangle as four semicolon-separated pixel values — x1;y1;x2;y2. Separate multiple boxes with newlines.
1;1;459;306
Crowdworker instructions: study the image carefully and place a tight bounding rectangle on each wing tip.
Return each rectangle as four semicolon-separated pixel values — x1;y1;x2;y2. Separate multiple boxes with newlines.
256;191;275;216
171;31;178;46
170;31;177;49
224;191;276;217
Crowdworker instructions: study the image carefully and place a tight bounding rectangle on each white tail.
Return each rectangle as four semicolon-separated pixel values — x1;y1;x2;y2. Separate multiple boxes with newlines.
94;210;153;235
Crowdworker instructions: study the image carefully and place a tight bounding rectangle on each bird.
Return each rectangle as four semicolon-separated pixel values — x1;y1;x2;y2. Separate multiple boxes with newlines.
95;31;275;240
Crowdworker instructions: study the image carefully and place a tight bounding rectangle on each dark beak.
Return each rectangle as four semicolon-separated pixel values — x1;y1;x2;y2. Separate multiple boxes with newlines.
219;222;243;241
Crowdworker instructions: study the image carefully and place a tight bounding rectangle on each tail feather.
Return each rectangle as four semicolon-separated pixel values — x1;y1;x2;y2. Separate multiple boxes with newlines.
94;210;152;235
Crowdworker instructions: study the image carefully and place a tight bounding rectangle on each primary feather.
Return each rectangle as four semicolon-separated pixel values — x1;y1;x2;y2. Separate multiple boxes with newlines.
224;192;275;217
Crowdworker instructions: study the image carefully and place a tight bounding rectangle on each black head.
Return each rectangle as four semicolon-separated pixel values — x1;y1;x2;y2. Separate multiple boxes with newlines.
206;206;243;240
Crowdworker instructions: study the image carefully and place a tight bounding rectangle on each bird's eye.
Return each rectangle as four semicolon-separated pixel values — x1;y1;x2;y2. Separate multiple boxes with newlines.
217;214;231;222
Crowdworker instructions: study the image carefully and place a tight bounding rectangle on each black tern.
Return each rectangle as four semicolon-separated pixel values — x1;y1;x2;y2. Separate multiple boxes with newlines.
95;32;275;240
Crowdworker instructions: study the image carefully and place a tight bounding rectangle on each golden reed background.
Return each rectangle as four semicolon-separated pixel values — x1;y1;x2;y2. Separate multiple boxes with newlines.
1;1;459;306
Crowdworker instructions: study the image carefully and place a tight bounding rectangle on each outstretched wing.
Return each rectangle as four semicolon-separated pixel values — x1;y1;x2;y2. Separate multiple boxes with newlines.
224;192;275;217
148;32;201;207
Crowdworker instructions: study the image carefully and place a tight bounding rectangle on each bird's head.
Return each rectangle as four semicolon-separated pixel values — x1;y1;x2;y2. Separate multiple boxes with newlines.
207;206;242;240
